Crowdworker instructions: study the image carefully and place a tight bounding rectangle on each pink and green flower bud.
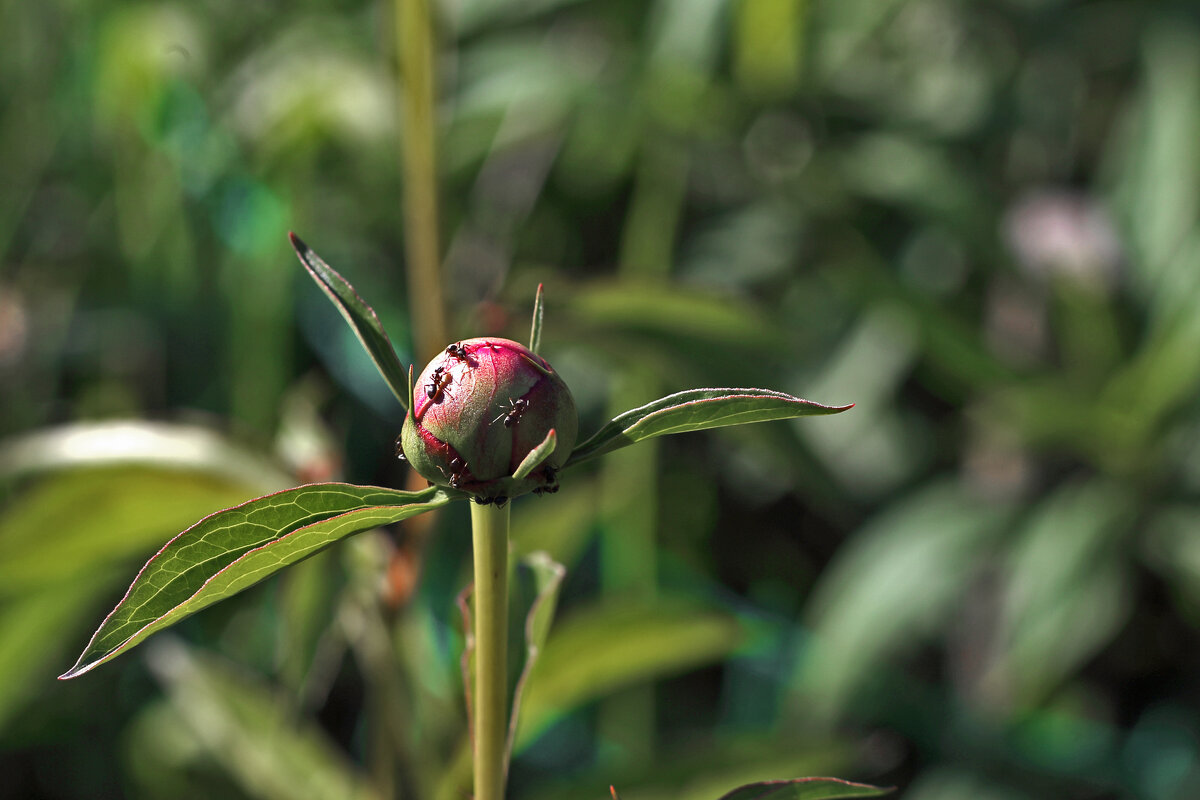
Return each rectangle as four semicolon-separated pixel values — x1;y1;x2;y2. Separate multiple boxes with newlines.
400;337;578;503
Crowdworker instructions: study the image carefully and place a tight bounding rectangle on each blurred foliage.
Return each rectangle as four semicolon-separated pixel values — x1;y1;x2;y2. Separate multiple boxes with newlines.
5;0;1200;798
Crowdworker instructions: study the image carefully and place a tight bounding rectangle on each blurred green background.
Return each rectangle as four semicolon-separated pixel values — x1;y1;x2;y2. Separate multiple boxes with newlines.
4;0;1200;798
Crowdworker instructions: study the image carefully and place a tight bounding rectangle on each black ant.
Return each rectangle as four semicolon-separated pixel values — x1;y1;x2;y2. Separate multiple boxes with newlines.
533;465;559;496
394;434;406;461
440;456;467;489
492;398;528;428
425;366;453;402
445;343;471;363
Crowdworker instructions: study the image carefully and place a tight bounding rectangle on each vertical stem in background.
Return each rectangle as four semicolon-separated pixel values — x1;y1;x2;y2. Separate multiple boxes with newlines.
598;136;689;758
470;501;510;800
396;0;448;361
228;248;291;434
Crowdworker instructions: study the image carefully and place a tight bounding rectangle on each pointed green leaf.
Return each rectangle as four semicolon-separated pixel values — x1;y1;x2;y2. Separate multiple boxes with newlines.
506;552;566;769
61;483;452;679
565;389;852;468
530;283;546;354
514;598;749;749
513;428;557;480
289;232;410;410
716;778;893;800
456;551;566;777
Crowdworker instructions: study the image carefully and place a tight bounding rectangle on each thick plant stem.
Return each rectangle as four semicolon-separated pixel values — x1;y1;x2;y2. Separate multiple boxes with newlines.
471;501;510;800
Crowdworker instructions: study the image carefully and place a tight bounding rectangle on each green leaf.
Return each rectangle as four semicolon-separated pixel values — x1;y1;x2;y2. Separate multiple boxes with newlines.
289;232;411;410
144;639;382;800
441;595;751;800
0;465;271;730
456;551;567;776
514;598;749;749
523;737;852;800
992;481;1133;705
530;282;545;354
794;482;1009;721
716;777;893;800
61;483;452;679
506;551;566;768
565;389;852;468
513;428;557;479
0;420;293;490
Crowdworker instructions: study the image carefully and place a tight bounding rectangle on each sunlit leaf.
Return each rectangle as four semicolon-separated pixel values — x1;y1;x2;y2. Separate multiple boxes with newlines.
61;483;453;679
289;232;410;410
0;421;293;489
716;777;893;800
514;598;749;748
564;283;781;357
566;388;851;468
795;482;1010;720
0;466;269;730
991;481;1134;705
145;639;382;800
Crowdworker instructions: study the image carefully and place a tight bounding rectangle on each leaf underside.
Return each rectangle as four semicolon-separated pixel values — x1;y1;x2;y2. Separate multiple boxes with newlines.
61;483;451;679
565;388;852;468
715;777;894;800
289;232;410;410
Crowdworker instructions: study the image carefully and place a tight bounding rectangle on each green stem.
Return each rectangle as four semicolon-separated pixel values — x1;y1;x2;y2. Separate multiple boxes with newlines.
470;501;510;800
396;0;448;360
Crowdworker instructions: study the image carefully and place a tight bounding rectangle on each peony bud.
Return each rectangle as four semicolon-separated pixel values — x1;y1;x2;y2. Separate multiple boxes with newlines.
400;338;578;503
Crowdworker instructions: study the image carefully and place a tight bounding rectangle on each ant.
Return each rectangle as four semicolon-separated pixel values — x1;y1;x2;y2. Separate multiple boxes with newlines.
440;456;467;489
425;366;453;402
533;466;559;496
492;397;529;428
445;342;471;363
394;434;406;461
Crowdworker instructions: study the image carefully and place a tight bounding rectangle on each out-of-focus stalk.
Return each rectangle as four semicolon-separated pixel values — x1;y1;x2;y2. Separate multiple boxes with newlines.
599;136;690;757
396;0;447;361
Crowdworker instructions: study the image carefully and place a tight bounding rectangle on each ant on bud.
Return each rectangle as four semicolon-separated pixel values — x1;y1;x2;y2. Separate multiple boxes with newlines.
533;465;559;496
394;434;407;461
491;397;529;428
425;366;453;402
445;343;471;363
442;456;468;489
